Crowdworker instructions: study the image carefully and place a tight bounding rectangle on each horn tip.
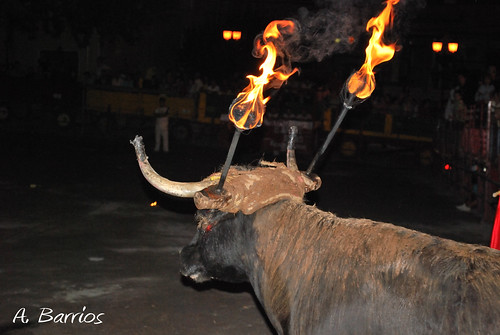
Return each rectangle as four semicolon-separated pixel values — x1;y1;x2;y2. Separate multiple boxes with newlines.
130;135;148;162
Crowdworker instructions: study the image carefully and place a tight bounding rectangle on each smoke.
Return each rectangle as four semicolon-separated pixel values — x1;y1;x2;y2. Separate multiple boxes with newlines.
247;8;363;82
267;0;427;64
287;6;364;63
245;0;427;100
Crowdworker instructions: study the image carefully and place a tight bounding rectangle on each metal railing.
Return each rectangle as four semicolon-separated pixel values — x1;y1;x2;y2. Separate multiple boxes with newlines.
437;101;500;222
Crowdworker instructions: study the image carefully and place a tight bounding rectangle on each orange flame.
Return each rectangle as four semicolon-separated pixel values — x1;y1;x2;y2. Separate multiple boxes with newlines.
348;0;399;99
229;20;298;130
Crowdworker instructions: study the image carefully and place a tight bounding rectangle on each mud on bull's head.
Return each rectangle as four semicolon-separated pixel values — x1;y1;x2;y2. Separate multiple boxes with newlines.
130;133;320;282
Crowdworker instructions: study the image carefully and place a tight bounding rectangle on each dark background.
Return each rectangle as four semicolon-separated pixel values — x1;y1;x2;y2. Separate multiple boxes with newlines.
1;2;498;334
2;0;500;93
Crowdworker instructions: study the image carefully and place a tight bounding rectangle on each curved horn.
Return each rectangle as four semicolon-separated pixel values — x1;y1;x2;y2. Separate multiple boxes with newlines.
130;136;218;197
286;126;298;171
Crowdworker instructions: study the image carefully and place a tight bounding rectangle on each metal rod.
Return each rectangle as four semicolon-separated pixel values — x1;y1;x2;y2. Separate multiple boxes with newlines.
216;129;242;192
306;94;355;175
287;126;299;170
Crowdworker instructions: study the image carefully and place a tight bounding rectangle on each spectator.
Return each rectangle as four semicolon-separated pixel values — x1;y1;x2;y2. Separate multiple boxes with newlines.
488;65;498;88
475;74;495;104
188;76;204;97
144;66;158;89
492;91;500;155
111;74;121;87
205;80;221;94
451;91;468;123
445;73;474;120
154;96;170;153
95;57;111;85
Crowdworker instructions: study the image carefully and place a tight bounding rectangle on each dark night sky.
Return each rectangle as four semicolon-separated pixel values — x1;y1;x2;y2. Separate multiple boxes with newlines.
1;0;500;89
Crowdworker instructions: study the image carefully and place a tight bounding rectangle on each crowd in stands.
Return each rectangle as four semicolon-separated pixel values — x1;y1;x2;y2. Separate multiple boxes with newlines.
444;65;499;124
89;59;448;122
3;56;499;125
91;59;246;99
436;65;500;214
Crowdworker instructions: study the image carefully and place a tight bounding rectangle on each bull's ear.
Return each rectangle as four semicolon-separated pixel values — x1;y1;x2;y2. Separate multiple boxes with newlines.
303;172;322;192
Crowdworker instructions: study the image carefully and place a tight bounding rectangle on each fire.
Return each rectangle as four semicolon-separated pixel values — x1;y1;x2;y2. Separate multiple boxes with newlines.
348;0;399;99
150;201;157;207
229;20;298;130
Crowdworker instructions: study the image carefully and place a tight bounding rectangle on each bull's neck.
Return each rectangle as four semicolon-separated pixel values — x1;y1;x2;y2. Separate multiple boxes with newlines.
247;201;320;334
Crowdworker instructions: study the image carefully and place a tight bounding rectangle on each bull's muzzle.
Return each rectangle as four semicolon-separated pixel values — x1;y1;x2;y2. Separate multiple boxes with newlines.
179;245;210;283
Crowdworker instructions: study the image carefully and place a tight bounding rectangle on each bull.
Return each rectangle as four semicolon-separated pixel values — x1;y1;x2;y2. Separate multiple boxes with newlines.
131;135;500;335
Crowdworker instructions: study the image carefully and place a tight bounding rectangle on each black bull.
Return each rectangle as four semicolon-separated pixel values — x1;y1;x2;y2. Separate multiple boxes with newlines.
180;200;500;335
129;135;500;334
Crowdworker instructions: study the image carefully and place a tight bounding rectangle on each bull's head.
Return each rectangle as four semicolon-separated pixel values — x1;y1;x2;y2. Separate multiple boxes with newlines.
130;131;320;282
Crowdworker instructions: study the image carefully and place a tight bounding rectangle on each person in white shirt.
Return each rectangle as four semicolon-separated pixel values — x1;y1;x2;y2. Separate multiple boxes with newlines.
154;97;169;152
475;74;495;104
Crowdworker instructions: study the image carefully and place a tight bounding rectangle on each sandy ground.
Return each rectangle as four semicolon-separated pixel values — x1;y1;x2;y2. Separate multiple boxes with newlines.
0;129;494;335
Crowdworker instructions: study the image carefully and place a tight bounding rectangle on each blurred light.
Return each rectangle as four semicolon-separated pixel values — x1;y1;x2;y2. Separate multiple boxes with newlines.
448;42;458;53
223;30;242;41
432;41;443;53
348;36;355;44
232;31;241;40
150;201;157;207
223;30;232;40
444;163;452;171
335;38;341;43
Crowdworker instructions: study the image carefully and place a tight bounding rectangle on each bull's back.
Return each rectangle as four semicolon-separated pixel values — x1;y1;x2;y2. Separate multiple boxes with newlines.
252;201;500;335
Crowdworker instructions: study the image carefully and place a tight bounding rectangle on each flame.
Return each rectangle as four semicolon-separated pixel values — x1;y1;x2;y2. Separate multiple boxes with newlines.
348;0;399;99
229;20;298;130
150;201;157;207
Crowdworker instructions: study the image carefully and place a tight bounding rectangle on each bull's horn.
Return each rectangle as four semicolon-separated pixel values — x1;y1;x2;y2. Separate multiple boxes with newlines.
286;126;299;171
130;136;218;197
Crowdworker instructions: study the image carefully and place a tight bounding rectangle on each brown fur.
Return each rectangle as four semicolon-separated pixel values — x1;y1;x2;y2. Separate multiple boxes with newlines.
194;162;321;214
251;201;500;335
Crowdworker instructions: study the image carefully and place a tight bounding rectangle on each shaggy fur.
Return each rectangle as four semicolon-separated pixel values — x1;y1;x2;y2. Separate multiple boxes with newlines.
252;201;500;334
193;162;320;214
181;200;500;335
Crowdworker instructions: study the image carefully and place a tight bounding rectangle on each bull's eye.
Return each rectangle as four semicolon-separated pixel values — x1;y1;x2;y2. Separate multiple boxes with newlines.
198;222;214;235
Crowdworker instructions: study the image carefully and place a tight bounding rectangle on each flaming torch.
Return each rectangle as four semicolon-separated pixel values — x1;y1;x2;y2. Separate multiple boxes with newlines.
216;20;299;192
307;0;399;175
